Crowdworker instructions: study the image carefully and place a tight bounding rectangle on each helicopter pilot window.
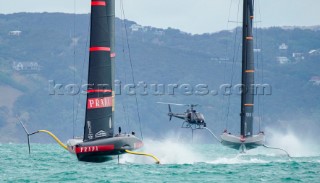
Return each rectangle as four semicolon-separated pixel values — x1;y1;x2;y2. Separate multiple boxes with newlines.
197;113;205;121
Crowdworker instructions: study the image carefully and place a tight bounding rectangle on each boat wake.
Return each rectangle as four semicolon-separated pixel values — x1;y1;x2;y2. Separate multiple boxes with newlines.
265;127;320;157
120;125;320;164
208;155;269;165
120;137;206;164
119;139;286;165
120;140;290;165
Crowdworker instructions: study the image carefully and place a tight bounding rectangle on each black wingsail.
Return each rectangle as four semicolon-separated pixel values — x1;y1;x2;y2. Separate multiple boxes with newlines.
83;0;115;141
221;0;264;151
240;0;254;137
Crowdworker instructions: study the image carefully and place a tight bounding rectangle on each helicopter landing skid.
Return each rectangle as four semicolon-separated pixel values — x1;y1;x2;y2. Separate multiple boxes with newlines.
181;122;205;130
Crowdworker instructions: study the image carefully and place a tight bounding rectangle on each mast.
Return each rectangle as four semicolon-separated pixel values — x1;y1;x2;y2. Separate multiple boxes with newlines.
83;0;115;141
240;0;254;137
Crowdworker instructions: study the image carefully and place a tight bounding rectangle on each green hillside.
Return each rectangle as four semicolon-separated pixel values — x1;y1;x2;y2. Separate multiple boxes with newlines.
0;13;319;143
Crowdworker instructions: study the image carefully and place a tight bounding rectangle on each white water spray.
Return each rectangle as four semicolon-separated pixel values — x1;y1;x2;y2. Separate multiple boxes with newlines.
265;127;320;157
121;137;207;164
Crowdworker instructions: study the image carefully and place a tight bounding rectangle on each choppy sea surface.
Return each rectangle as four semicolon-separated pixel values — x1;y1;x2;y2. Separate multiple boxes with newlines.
1;140;320;183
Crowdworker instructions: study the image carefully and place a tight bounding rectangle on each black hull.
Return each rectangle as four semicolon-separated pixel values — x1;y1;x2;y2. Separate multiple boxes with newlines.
72;134;143;163
220;133;265;151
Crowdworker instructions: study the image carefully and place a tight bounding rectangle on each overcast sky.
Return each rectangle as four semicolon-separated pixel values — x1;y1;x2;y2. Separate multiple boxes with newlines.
1;0;319;34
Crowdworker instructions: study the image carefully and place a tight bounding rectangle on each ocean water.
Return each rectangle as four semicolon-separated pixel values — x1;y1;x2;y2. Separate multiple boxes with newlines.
1;139;320;183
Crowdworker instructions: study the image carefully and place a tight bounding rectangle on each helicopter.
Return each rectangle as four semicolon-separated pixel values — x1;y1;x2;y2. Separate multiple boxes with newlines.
157;102;206;130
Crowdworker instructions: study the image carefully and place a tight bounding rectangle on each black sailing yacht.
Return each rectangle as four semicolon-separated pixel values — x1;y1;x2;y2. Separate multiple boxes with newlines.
220;0;264;151
66;0;143;162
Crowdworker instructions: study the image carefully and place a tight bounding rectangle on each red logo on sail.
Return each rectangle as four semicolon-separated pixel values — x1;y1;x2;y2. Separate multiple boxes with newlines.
87;97;112;109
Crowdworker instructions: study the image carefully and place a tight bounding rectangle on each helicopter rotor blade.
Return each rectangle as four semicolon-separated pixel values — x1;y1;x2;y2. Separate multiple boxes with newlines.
157;102;188;106
157;102;191;107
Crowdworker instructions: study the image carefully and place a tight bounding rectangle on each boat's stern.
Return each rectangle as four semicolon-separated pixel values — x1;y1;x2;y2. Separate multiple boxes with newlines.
221;132;265;150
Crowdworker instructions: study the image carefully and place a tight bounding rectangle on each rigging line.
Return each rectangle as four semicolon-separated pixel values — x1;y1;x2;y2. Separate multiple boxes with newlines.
226;0;234;28
253;0;264;130
223;0;233;90
220;0;234;130
119;0;130;131
225;0;241;129
125;106;131;131
253;1;262;132
204;127;222;143
122;105;130;132
120;0;144;140
74;16;91;128
72;0;76;138
119;1;127;85
257;0;265;125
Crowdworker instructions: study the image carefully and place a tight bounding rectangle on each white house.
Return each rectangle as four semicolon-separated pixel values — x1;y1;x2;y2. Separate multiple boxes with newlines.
12;62;41;71
8;30;22;36
310;76;320;85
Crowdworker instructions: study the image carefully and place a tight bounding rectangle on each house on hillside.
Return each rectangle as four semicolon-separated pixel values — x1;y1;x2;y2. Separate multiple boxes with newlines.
292;52;305;62
154;30;165;36
309;76;320;85
130;24;142;32
12;62;41;72
254;48;261;53
277;57;290;64
130;24;148;32
8;30;22;36
277;43;290;64
309;49;320;56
